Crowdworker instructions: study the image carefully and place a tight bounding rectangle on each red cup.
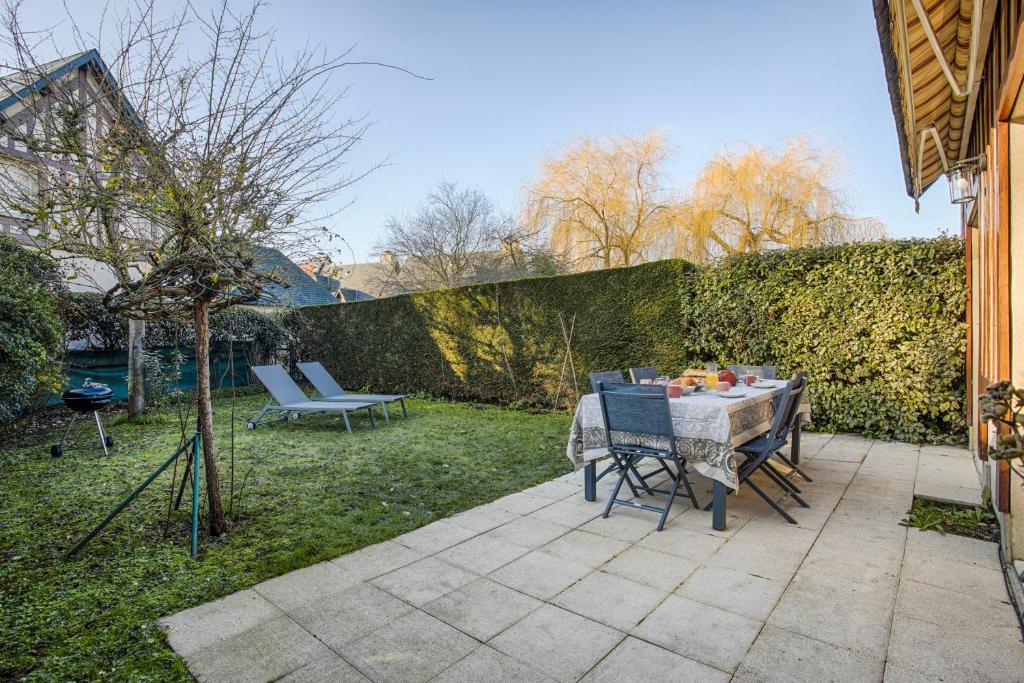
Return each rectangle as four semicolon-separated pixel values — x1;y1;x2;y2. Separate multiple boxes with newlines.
668;384;682;398
743;374;756;386
716;381;731;393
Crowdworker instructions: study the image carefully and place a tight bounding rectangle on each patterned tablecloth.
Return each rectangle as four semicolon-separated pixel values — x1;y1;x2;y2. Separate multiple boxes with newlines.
565;382;810;489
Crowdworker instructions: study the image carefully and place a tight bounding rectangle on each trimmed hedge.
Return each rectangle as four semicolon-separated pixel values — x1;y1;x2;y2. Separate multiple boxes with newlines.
293;238;967;443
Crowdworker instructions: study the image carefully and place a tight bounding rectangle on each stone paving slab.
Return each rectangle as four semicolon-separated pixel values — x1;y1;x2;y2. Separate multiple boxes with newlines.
161;432;1022;682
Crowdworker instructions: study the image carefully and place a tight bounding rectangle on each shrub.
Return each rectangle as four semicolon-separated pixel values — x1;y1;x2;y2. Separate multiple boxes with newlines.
0;240;64;419
294;238;966;443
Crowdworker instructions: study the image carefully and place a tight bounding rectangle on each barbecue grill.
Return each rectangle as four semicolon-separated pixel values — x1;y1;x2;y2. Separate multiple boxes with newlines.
51;378;114;457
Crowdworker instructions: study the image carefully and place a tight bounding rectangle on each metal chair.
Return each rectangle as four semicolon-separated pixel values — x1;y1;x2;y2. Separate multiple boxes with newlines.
589;370;626;393
598;381;699;531
629;366;658;383
771;373;812;482
730;376;810;524
727;365;777;379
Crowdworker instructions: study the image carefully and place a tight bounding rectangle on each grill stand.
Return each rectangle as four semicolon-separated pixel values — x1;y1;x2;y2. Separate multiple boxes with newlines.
51;409;113;457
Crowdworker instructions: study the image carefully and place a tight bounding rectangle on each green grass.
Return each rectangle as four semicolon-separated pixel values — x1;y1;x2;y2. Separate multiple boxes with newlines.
0;393;573;680
902;497;999;542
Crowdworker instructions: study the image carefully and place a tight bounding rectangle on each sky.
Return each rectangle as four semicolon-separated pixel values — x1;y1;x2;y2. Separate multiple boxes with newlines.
14;0;958;262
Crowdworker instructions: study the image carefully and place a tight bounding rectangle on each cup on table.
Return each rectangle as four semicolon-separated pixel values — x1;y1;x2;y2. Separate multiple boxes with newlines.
743;374;757;386
704;373;719;388
668;384;682;398
639;378;653;385
716;381;731;393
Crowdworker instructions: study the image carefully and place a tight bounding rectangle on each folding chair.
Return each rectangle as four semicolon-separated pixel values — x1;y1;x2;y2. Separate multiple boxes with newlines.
628;366;658;383
771;373;812;482
248;364;377;434
598;381;699;531
729;376;810;524
297;361;410;423
727;365;777;379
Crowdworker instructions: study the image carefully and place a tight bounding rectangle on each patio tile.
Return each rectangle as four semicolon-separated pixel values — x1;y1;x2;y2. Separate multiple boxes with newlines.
433;645;554;682
702;538;804;582
600;545;699;591
437;533;530;574
423;577;542;641
886;613;1024;682
339;609;478;683
490;604;625;683
330;540;424;582
733;624;884;683
814;444;869;463
393;520;480;555
489;550;591;600
253;560;359;613
448;504;520;533
539;529;630;568
767;567;897;657
672;506;753;538
728;517;820;556
677;565;787;621
491;491;558;515
833;494;912;525
277;652;370;682
159;589;282;657
552;570;667;631
528;499;602;527
524;479;583;500
900;550;1006;597
185;615;332;683
881;662;944;683
801;459;860;484
486;516;572;549
632;594;762;673
581;636;730;683
289;582;413;650
372;556;478;607
904;528;999;569
895;578;1020;635
579;509;658;542
636;525;726;562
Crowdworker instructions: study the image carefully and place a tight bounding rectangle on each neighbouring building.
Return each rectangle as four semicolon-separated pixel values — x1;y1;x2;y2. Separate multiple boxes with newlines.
249;246;339;309
875;0;1024;594
299;251;400;299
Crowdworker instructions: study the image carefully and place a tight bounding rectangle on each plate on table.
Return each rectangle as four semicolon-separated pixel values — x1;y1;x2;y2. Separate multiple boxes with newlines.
753;380;784;388
716;388;747;398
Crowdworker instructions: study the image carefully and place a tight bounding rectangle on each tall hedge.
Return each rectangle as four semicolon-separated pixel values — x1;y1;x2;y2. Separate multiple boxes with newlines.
293;238;967;443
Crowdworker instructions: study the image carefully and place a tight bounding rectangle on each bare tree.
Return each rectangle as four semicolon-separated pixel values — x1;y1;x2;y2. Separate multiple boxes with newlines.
375;181;557;293
0;0;414;535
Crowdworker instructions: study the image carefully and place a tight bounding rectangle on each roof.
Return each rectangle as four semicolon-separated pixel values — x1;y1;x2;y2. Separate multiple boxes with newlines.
300;258;402;298
874;0;994;201
252;246;339;307
338;287;375;302
0;49;138;121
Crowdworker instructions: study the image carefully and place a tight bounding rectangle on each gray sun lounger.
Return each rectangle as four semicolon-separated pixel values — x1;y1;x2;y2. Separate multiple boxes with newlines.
297;361;410;423
248;364;377;434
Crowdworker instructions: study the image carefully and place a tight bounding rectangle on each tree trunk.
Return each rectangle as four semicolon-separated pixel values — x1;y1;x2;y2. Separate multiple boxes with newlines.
194;299;227;536
127;319;146;418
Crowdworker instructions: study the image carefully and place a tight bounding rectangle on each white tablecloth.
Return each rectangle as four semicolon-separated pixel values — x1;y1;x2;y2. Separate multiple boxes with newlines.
565;384;810;489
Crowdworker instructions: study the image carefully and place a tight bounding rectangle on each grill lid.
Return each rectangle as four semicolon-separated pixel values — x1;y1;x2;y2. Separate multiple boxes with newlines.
61;378;114;410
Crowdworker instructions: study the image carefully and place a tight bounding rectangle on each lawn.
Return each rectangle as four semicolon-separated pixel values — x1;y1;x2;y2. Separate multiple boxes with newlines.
0;392;573;680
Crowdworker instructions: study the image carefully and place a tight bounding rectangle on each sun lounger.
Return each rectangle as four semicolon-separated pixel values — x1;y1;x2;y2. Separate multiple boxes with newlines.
296;361;410;423
248;364;377;434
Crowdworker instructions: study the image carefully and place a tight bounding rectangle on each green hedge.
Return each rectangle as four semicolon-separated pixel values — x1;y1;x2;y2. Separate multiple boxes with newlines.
293;238;967;443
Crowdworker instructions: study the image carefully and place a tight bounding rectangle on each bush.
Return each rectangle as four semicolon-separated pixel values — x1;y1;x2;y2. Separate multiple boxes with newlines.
0;238;64;419
293;238;966;443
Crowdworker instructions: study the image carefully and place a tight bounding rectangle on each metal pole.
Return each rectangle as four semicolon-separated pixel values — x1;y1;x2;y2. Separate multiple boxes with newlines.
191;432;201;558
94;410;109;456
67;439;191;558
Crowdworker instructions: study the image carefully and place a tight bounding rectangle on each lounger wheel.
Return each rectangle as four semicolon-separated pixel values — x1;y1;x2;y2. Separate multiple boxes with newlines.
246;420;257;430
289;411;300;421
50;444;63;458
105;435;114;448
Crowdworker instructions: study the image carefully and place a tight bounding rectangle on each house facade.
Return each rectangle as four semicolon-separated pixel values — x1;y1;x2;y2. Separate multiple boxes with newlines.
875;0;1024;587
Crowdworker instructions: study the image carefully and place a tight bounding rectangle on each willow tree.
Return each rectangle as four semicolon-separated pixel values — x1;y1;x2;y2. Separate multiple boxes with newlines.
525;130;677;271
676;138;885;263
0;1;405;535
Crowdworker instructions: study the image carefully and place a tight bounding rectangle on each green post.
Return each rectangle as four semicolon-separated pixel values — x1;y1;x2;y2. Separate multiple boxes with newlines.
191;432;201;558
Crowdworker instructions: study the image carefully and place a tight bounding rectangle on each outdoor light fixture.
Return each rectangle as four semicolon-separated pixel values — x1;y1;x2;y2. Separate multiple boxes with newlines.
947;154;986;205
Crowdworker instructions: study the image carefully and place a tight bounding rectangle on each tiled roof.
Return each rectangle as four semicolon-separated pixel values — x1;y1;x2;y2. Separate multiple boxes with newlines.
252;246;338;307
338;287;375;302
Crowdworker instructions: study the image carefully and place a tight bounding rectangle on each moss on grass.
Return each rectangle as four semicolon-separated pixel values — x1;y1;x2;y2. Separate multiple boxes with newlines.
0;393;572;680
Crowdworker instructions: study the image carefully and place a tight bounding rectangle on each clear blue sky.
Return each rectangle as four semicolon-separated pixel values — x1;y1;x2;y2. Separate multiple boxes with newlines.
18;0;957;261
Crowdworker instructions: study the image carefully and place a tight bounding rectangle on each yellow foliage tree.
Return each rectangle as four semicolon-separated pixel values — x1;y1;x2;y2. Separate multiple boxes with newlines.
674;138;885;263
526;131;677;270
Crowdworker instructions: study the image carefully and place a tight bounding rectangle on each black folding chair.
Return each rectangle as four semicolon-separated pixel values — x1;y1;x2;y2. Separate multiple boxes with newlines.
729;376;810;524
589;371;626;393
771;373;812;482
628;366;658;383
598;382;699;531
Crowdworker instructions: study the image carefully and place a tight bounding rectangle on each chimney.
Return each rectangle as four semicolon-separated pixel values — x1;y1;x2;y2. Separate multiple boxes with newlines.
380;250;400;273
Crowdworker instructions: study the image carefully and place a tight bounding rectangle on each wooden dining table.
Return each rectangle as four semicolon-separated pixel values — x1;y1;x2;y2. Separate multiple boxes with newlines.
565;381;810;530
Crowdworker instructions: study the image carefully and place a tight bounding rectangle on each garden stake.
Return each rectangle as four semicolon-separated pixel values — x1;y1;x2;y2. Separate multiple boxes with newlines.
191;432;201;558
67;434;200;558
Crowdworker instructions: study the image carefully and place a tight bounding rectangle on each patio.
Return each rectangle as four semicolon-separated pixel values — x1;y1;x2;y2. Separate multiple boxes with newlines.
161;433;1021;682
